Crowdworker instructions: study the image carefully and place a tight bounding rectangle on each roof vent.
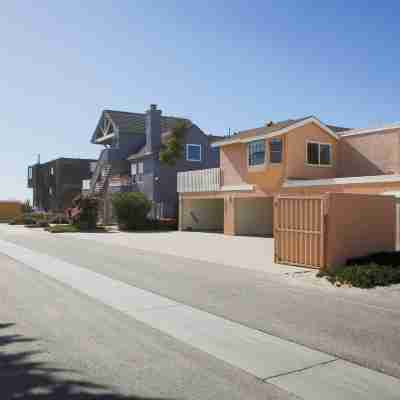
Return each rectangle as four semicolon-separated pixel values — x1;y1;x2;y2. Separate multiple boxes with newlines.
266;120;274;127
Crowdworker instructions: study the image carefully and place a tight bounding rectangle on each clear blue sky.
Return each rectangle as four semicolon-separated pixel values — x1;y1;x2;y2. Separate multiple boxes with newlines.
1;1;399;201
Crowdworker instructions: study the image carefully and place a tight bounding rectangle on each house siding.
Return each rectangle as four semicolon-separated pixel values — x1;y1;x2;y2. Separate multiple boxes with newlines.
285;122;338;180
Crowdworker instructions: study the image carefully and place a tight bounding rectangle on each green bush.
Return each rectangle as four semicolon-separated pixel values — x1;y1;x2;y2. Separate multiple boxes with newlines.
112;192;152;230
347;252;400;267
318;263;400;288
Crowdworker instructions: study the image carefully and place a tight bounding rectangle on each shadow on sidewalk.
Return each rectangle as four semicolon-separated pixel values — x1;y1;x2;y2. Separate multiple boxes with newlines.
0;323;175;400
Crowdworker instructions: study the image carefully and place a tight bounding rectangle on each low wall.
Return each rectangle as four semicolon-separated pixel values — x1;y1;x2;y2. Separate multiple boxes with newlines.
325;193;396;267
0;201;22;221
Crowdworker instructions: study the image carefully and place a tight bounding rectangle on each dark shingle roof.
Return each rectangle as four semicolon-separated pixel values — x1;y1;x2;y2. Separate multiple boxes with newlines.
104;110;189;134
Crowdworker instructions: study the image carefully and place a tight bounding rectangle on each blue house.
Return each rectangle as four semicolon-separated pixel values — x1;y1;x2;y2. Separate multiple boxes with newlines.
88;104;219;222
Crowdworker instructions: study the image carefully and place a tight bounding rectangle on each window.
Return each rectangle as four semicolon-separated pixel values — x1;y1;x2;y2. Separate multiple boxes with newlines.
49;187;53;195
307;142;332;166
28;167;32;179
186;144;202;162
269;138;282;163
137;161;144;182
50;167;55;176
90;162;97;173
248;140;265;167
131;163;137;176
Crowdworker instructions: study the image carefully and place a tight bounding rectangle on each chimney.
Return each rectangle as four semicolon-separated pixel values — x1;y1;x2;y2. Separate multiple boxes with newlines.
145;104;162;153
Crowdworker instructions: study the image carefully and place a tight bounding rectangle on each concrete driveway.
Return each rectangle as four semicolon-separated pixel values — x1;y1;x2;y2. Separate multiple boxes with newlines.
76;230;305;276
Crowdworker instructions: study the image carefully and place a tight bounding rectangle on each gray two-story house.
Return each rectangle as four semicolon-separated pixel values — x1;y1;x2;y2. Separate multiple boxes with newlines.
89;104;219;222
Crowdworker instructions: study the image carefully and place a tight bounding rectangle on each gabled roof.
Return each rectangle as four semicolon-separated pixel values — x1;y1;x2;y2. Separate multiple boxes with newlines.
91;109;190;143
212;116;349;147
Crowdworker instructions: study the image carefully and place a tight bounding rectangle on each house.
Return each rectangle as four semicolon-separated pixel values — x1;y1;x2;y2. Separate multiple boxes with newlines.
28;158;97;212
88;104;219;222
177;117;400;267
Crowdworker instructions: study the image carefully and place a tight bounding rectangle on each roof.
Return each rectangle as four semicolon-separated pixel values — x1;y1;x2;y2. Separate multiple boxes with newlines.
92;109;190;143
338;122;400;138
212;116;347;147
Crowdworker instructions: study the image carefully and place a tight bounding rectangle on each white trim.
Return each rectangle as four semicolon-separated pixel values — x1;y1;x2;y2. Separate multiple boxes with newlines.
95;133;115;143
186;144;202;162
283;174;400;188
220;184;254;192
340;122;400;138
212;117;338;148
305;141;332;167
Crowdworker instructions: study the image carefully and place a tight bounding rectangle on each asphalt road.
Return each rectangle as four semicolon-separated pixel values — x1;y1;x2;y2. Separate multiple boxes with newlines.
1;225;400;399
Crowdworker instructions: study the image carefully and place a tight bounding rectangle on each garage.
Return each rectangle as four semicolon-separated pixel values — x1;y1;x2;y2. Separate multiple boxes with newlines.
180;198;224;232
234;197;274;236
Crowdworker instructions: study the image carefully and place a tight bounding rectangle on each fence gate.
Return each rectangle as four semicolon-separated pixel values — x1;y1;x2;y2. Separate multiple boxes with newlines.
274;196;325;269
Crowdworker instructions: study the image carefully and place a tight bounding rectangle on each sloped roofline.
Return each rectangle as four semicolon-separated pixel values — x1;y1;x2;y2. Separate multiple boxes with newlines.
211;117;339;147
339;122;400;137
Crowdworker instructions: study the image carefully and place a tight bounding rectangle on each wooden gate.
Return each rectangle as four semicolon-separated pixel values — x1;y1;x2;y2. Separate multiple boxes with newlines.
274;196;325;269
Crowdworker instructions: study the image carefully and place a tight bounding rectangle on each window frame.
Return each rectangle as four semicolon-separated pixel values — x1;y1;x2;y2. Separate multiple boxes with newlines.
50;167;55;176
137;161;144;183
269;138;283;164
186;144;202;162
247;139;266;169
306;141;332;167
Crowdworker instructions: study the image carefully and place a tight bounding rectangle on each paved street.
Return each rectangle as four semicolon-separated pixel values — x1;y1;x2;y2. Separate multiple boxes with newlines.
1;225;400;399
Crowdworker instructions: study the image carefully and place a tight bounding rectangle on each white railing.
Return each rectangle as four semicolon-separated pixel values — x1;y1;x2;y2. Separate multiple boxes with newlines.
177;168;221;193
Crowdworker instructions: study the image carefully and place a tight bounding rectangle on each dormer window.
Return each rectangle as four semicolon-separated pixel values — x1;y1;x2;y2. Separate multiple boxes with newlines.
248;140;265;167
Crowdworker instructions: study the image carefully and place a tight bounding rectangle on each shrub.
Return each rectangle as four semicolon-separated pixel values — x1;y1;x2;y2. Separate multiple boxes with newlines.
112;192;152;230
318;262;400;288
71;195;99;230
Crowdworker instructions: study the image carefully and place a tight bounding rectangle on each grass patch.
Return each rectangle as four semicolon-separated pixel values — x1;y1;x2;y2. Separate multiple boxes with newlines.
46;225;109;233
318;252;400;288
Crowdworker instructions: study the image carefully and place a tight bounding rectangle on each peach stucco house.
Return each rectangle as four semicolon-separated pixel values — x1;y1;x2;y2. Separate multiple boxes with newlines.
177;116;400;240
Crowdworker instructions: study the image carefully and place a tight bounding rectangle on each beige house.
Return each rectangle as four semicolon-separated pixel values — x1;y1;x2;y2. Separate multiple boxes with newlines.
178;117;400;268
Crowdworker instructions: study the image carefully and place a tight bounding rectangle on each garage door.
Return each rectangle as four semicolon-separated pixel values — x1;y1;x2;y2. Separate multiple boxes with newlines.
274;196;325;268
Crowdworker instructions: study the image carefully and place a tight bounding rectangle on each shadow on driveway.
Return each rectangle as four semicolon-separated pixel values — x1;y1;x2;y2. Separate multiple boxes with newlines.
0;323;175;400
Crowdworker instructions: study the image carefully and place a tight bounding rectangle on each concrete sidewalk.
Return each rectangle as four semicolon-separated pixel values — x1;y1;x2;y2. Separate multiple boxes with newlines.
1;238;400;400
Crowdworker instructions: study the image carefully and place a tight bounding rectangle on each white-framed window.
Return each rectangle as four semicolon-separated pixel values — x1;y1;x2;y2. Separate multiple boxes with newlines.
306;141;332;166
50;167;55;176
137;161;144;182
28;167;32;179
130;163;137;176
248;140;265;167
186;144;202;162
269;138;282;163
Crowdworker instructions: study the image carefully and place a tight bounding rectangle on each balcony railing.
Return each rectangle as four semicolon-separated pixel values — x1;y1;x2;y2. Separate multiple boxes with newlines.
177;168;221;193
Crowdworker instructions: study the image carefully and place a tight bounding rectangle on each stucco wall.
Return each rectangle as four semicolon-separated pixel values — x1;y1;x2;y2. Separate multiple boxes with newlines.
338;129;400;177
325;193;396;267
220;137;285;192
285;122;337;179
181;198;224;231
234;197;273;236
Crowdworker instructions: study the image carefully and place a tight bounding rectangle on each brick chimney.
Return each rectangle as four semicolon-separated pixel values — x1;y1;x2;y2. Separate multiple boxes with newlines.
145;104;162;153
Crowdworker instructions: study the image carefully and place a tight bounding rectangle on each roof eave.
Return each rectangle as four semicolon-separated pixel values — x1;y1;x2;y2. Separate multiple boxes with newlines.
211;117;338;148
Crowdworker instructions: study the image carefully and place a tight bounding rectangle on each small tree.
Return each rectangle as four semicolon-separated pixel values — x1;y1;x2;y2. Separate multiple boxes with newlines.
159;121;188;166
70;195;99;230
22;199;33;214
112;192;152;230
